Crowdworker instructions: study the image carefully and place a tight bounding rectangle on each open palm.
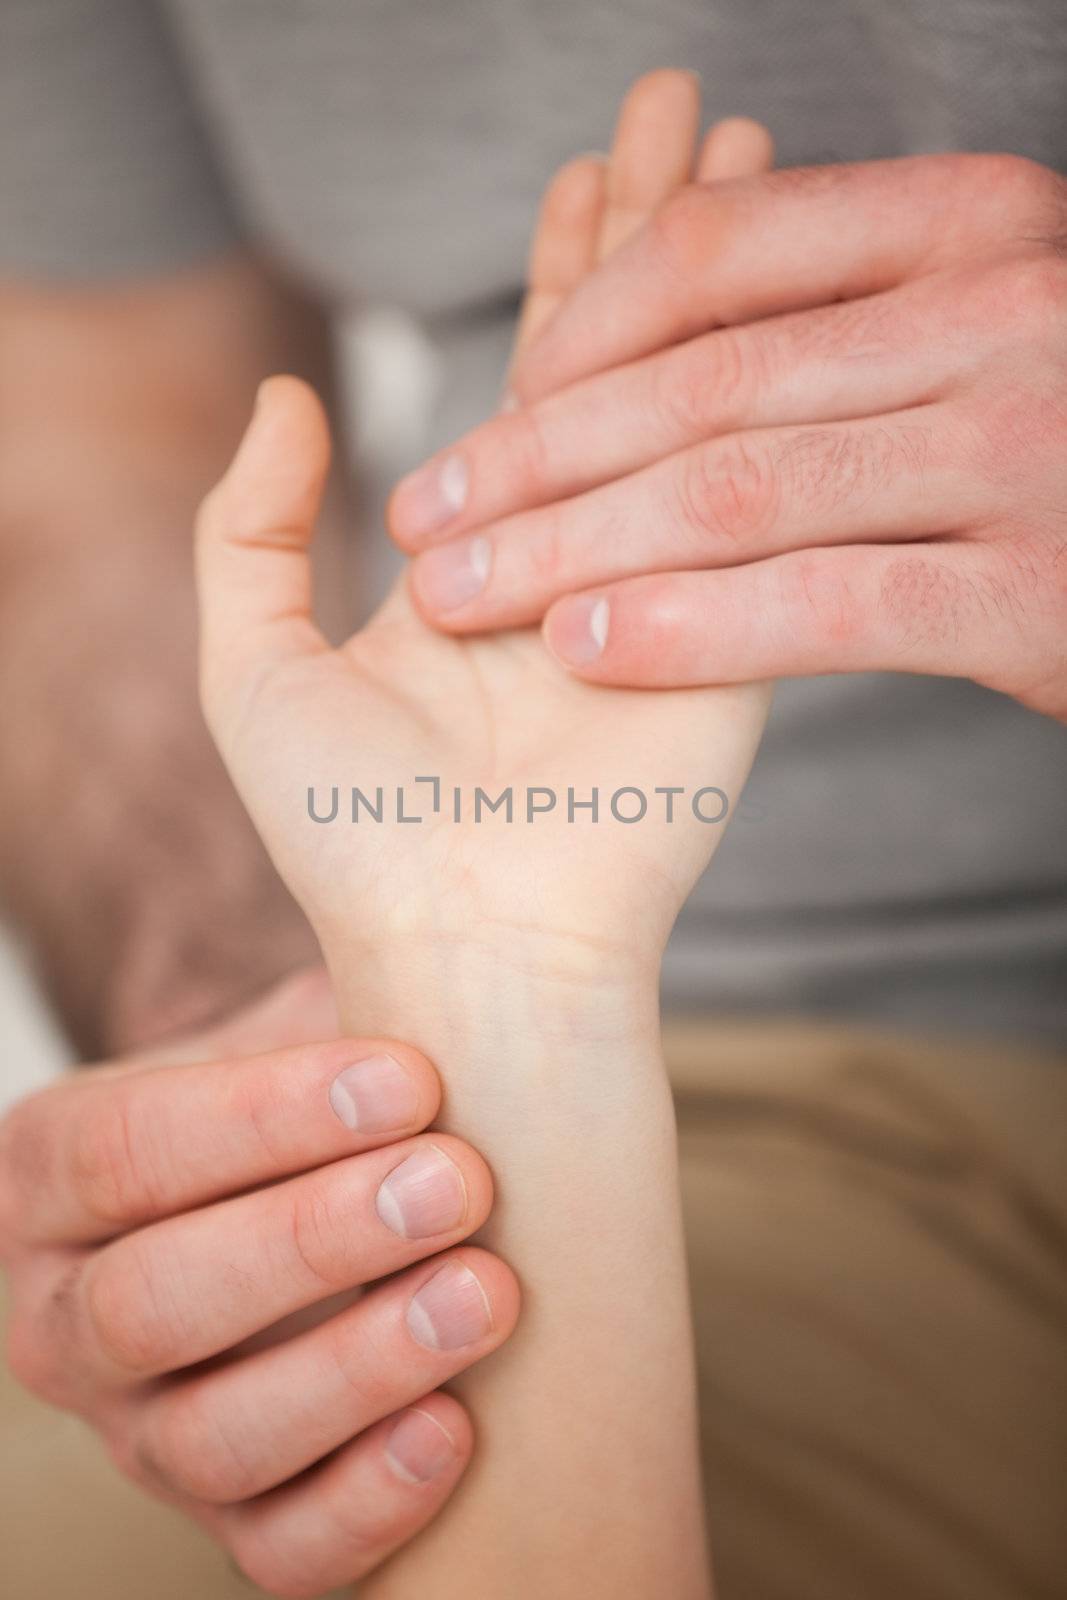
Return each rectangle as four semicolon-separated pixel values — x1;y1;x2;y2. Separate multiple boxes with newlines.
196;76;772;980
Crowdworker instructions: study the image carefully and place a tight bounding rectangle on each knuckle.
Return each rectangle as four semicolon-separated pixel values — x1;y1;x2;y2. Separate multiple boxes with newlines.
523;503;568;588
971;152;1062;213
777;423;922;514
650;184;722;279
996;255;1067;331
148;1393;258;1504
657;327;753;437
677;438;779;548
228;1525;321;1600
792;292;901;366
322;1309;394;1416
508;405;552;500
70;1094;157;1232
235;1069;296;1172
0;1092;58;1242
287;1172;359;1293
878;554;971;649
782;552;865;645
85;1246;183;1376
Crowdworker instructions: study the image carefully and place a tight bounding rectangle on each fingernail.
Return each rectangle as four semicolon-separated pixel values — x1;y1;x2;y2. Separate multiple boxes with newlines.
376;1145;467;1239
328;1054;419;1134
406;1260;492;1350
413;536;490;613
385;1406;458;1484
395;453;469;540
499;388;519;413
547;595;609;666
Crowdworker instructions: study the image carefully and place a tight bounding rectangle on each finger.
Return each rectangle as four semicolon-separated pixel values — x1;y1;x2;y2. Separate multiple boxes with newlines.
390;277;968;554
542;541;1019;687
217;1392;475;1597
696;116;774;182
195;375;331;745
135;1247;518;1506
78;1134;494;1382
511;155;608;360
509;69;700;372
3;1035;441;1245
596;68;702;260
513;153;1056;401
409;408;983;632
392;70;699;543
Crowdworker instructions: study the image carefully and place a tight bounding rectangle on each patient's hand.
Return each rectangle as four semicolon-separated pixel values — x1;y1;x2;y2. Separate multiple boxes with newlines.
196;112;771;1006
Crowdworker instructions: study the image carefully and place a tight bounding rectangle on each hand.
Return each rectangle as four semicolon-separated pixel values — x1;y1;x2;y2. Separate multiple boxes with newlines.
391;154;1067;722
0;970;518;1598
194;81;773;1014
194;77;770;1599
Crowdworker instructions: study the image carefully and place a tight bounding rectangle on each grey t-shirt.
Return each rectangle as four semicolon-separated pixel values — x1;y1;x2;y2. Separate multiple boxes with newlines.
3;0;1066;1044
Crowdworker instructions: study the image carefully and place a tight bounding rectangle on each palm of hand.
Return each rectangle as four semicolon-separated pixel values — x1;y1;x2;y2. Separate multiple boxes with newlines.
228;574;766;968
203;79;776;975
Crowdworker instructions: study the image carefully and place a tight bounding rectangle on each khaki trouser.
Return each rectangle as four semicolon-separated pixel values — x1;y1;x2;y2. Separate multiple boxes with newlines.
3;1019;1066;1598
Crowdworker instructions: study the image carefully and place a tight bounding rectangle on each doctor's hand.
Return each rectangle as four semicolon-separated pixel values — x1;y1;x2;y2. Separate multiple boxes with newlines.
393;153;1067;722
0;969;517;1598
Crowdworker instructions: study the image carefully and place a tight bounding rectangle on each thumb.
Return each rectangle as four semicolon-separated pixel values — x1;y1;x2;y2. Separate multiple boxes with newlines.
195;374;331;744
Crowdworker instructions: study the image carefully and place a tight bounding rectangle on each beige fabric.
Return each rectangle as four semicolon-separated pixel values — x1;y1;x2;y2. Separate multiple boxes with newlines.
670;1017;1067;1600
2;1018;1065;1598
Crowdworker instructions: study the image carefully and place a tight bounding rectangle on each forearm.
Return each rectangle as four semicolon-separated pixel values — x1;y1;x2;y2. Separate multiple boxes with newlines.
331;935;710;1597
0;258;336;1055
0;532;316;1055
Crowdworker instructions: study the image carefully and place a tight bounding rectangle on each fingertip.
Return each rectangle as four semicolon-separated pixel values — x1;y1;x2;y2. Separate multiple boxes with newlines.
421;1131;495;1231
543;592;611;674
353;1038;445;1132
383;1394;474;1488
218;374;331;527
452;1245;523;1341
698;117;775;182
388;450;471;552
413;1390;475;1462
407;538;491;628
622;67;701;121
541;152;609;224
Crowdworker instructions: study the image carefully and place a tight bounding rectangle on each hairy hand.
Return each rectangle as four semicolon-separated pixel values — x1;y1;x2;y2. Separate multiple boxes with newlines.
392;155;1067;721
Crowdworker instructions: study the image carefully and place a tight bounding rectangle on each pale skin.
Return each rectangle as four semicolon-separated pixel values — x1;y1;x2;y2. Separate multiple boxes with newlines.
193;74;773;1597
1;74;772;1598
0;967;517;1573
393;153;1067;722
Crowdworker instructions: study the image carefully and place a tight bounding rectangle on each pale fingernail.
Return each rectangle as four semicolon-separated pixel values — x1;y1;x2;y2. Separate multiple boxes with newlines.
395;453;469;540
547;595;609;667
376;1145;467;1239
413;535;490;613
406;1260;492;1350
499;388;519;413
385;1406;458;1483
328;1054;419;1134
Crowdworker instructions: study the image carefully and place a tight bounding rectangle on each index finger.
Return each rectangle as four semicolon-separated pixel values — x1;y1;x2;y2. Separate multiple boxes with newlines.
512;152;1054;402
0;1037;441;1246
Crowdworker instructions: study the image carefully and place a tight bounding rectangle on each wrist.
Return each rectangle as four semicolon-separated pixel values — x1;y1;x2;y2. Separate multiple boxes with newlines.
327;927;662;1080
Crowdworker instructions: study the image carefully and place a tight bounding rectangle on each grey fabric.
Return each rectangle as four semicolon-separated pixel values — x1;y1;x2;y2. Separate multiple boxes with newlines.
0;2;238;276
2;1;1065;1043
